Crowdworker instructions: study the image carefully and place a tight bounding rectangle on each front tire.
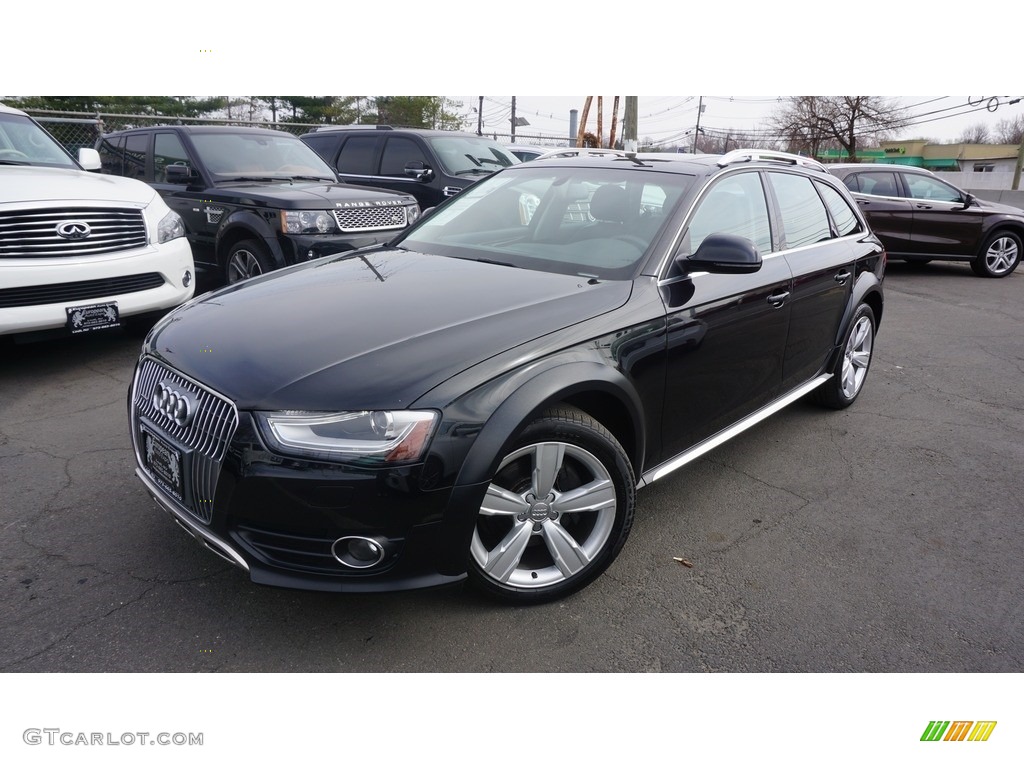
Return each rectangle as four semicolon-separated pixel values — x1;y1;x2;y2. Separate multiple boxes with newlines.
225;239;274;284
467;407;635;604
813;303;875;409
971;230;1021;278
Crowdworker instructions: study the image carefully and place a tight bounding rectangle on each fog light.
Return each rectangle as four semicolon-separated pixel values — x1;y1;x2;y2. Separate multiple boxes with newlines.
182;269;192;288
332;536;386;569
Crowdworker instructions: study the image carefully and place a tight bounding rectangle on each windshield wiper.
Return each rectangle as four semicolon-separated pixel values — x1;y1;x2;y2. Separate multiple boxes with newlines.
454;168;492;176
289;175;335;182
221;176;287;183
0;159;30;166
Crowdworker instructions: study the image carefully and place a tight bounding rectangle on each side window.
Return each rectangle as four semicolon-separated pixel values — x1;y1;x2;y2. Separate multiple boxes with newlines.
767;172;831;249
336;136;380;175
815;181;863;237
902;173;961;203
97;134;124;175
380;137;428;176
153;132;191;183
685;172;772;254
851;171;899;198
123;133;148;181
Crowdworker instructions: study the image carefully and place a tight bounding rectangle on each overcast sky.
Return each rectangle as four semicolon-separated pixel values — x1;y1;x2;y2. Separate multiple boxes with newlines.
452;95;1024;146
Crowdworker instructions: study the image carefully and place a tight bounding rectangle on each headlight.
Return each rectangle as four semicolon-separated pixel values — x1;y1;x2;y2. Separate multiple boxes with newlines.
157;210;186;243
281;210;338;235
406;202;421;226
257;410;437;464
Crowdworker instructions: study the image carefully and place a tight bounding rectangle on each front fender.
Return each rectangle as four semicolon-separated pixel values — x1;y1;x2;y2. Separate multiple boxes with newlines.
216;209;287;269
431;358;647;577
453;359;645;487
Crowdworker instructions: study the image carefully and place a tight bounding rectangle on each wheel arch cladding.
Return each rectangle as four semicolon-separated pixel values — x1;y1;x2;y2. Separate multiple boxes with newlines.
453;361;646;489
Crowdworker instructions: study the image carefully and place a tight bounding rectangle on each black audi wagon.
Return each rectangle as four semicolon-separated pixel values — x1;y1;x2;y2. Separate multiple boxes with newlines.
128;149;885;604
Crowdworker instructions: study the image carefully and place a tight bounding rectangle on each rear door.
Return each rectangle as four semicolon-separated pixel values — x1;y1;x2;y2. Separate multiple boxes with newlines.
841;170;916;255
768;172;861;390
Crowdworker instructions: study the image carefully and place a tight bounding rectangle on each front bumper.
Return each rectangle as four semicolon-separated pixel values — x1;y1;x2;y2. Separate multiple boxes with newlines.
0;237;195;335
128;356;483;593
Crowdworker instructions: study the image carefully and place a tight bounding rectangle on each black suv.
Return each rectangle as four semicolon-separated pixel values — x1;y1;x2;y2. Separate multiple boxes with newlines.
828;163;1023;278
300;125;520;209
97;126;420;284
127;149;884;604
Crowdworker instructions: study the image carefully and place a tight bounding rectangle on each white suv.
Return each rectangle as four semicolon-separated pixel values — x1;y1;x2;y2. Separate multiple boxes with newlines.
0;103;195;340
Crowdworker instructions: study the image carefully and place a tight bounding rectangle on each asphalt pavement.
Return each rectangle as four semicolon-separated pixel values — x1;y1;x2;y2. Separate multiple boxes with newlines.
2;261;1022;673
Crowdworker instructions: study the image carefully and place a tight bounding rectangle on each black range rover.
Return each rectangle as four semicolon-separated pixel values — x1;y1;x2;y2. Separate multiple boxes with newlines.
97;126;420;284
128;149;885;604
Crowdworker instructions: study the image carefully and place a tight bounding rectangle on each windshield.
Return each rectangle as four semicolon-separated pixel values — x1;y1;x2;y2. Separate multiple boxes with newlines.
0;112;79;168
394;165;695;280
190;132;337;180
427;136;520;176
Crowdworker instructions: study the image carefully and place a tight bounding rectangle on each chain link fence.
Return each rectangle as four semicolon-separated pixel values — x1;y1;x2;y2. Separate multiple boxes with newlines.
27;110;573;155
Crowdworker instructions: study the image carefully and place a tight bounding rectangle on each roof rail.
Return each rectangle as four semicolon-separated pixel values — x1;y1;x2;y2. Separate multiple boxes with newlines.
315;124;394;132
718;149;827;173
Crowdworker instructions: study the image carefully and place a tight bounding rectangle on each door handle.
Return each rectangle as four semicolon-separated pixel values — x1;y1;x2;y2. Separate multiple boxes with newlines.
834;270;852;285
767;291;790;308
915;203;933;210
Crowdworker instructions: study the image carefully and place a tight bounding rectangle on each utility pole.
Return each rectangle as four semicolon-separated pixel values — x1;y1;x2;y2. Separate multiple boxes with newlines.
1013;138;1023;191
511;96;517;143
577;97;593;147
623;96;638;155
477;96;483;136
693;96;704;153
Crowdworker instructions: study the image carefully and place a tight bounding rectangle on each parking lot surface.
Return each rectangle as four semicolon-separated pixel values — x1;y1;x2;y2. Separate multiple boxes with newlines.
1;262;1021;673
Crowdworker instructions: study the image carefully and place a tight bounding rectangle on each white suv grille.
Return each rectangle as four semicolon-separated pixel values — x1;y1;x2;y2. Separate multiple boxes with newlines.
0;207;147;257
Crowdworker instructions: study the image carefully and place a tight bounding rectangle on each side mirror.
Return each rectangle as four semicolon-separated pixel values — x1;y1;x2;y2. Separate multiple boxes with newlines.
165;164;196;184
78;147;102;171
960;192;976;209
404;161;434;182
679;233;762;275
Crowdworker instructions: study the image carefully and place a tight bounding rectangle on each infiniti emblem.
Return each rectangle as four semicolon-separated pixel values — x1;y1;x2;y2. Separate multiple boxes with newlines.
152;382;194;427
56;220;92;240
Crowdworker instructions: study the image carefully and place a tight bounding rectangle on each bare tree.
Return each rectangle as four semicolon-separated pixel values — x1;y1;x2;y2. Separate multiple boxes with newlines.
959;123;991;144
994;115;1024;145
770;96;910;162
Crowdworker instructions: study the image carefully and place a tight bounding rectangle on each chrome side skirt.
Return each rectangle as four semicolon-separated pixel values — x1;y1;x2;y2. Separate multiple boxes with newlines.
640;374;830;487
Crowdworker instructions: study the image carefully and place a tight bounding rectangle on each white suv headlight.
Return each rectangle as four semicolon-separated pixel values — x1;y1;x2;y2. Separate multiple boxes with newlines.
157;210;186;243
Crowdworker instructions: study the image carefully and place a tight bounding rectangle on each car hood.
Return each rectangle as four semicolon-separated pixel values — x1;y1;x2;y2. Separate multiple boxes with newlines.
0;165;158;206
973;197;1024;216
210;180;415;208
146;248;632;410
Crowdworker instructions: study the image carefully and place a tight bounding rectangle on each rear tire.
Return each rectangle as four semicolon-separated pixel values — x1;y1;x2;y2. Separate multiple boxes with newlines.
813;303;875;409
467;407;635;604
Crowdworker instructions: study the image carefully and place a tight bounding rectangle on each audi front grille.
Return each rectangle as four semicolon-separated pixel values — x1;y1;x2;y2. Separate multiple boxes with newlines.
130;358;239;524
0;207;148;258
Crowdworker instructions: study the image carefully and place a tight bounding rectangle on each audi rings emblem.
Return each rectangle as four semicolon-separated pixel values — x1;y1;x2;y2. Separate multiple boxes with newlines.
56;220;92;240
152;382;194;427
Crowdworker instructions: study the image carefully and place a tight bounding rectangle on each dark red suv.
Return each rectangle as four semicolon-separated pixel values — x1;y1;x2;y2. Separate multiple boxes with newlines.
828;163;1023;277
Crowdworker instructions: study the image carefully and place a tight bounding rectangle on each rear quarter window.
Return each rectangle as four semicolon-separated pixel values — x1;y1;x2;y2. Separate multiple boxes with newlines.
815;181;863;237
767;172;831;249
